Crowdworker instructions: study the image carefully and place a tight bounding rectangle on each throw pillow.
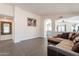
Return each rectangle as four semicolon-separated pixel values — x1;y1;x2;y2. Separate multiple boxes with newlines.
72;42;79;53
62;32;70;39
73;35;79;44
69;32;76;41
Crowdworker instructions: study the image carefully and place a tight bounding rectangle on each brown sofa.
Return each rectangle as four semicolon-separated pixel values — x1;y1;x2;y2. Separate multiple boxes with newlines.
48;32;79;55
48;32;70;43
56;40;74;50
48;45;79;56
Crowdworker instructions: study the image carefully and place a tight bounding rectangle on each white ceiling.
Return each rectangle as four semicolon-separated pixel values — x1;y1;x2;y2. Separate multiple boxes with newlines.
12;3;79;16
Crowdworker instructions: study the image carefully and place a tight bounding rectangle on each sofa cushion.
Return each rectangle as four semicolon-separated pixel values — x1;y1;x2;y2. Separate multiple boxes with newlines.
56;40;74;50
69;32;76;41
62;32;70;39
73;36;79;44
48;37;64;43
72;42;79;53
73;33;79;44
54;33;70;39
69;32;79;41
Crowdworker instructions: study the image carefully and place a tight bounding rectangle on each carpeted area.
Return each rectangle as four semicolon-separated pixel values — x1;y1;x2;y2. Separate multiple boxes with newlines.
7;37;47;56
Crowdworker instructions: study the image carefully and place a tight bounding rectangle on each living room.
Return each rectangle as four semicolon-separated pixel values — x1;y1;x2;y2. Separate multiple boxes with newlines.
0;3;79;56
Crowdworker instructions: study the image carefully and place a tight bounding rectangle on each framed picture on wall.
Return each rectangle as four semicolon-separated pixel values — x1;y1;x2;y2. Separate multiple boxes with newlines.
27;17;36;26
1;21;12;35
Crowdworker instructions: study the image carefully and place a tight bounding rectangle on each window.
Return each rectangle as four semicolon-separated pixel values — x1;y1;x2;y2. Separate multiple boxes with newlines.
55;19;66;32
75;24;79;32
55;17;79;32
57;25;66;32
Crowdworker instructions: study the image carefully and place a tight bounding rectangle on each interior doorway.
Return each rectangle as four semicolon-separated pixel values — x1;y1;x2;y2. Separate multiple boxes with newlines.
44;18;52;38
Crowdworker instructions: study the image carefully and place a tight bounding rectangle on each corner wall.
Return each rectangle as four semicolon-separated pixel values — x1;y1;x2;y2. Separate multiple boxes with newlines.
0;4;43;43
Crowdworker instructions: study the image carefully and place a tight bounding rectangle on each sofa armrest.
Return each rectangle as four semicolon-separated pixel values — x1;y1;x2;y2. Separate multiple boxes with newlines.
48;45;79;56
